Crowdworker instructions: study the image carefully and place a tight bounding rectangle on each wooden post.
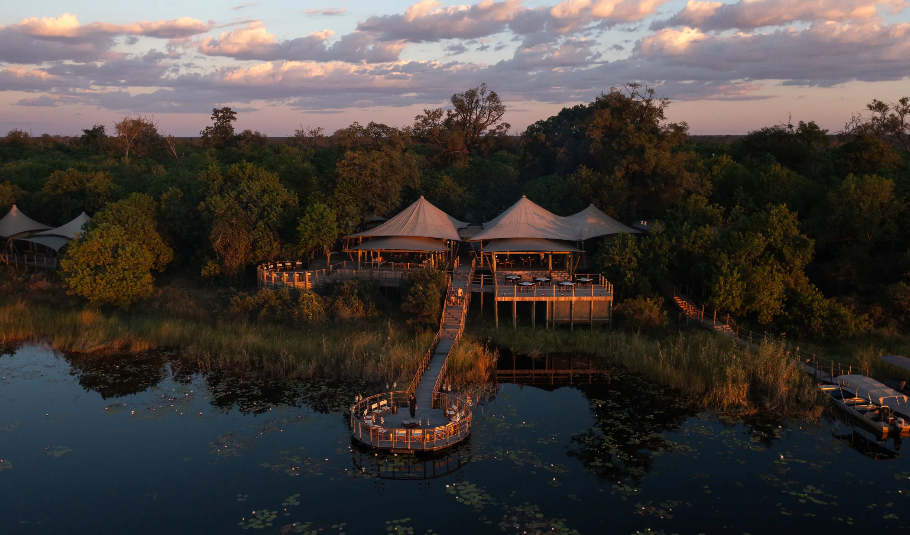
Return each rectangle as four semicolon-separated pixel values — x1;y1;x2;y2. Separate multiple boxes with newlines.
512;300;517;329
590;301;593;327
532;301;536;328
545;300;549;330
570;300;574;331
494;299;499;329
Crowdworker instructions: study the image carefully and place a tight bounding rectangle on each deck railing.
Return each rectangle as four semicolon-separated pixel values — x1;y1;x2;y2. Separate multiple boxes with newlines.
349;391;473;450
258;260;432;290
0;252;57;269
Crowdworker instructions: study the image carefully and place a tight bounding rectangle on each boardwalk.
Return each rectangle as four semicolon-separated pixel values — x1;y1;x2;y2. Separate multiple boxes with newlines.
348;264;473;452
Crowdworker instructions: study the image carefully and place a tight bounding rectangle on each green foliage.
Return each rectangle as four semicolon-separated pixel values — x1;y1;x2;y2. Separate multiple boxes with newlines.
198;162;297;281
41;168;114;220
401;268;447;325
230;287;326;325
329;279;379;321
297;203;339;260
0;180;25;210
709;205;814;323
819;174;905;248
200;107;238;148
596;233;650;298
60;223;154;307
614;295;666;329
93;193;173;271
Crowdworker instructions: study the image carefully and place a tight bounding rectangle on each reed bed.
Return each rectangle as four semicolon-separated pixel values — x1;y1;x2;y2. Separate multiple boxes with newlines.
445;336;498;389
479;327;823;417
0;298;432;384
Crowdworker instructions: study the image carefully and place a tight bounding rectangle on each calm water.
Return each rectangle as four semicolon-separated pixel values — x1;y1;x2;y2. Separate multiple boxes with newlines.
2;344;909;534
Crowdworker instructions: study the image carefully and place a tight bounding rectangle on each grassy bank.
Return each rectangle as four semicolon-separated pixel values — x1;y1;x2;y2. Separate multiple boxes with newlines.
0;296;433;384
477;326;823;416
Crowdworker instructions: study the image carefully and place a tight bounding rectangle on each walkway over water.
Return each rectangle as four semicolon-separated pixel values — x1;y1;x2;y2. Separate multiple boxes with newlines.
349;264;474;452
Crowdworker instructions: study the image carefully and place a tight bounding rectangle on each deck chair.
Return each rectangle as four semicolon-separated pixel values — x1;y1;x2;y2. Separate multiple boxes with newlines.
378;400;388;414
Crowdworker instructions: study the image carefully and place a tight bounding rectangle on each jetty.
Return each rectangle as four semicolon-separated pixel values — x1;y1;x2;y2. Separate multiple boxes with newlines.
348;264;474;452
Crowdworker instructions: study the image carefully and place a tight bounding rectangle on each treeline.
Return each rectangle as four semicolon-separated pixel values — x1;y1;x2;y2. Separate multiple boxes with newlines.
1;85;909;340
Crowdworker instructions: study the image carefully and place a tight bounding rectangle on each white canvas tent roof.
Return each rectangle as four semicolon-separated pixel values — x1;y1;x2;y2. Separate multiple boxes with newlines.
0;205;51;238
835;374;910;416
563;205;640;240
482;238;582;253
471;196;577;241
349;197;466;241
19;212;92;252
346;236;449;252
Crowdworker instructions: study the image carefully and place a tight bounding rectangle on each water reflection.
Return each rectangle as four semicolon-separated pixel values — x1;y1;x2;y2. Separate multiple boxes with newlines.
350;441;472;480
66;351;171;399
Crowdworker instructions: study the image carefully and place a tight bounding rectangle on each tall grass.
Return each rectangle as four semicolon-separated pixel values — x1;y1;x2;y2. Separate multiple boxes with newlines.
0;298;432;384
445;336;498;388
479;326;823;416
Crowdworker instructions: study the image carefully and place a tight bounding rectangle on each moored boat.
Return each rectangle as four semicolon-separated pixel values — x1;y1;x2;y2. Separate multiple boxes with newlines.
820;374;910;439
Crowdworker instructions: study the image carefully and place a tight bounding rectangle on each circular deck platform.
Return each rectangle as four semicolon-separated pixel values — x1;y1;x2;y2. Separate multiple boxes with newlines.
349;391;473;452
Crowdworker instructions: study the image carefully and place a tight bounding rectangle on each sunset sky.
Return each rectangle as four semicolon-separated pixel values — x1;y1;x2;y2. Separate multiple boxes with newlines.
2;0;909;136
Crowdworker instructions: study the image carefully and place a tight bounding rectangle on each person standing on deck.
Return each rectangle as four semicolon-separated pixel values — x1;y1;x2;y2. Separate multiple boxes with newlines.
408;393;416;419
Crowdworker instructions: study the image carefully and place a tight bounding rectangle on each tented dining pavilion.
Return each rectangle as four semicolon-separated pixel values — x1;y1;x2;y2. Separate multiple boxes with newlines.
470;197;639;274
344;196;467;268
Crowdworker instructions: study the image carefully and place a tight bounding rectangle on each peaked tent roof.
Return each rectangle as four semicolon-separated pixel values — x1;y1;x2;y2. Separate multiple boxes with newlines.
19;212;92;252
34;212;92;239
481;238;582;253
564;205;640;240
349;196;466;241
0;205;51;238
471;196;577;241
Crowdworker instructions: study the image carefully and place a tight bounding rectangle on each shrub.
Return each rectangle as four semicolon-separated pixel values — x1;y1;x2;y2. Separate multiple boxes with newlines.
401;268;447;325
614;295;666;329
329;279;378;321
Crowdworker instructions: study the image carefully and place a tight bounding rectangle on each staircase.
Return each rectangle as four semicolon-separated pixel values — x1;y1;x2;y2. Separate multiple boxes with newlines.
672;291;735;336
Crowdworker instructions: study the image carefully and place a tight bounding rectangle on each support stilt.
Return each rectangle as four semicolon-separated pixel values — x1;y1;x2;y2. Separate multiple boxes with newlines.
495;300;499;329
512;301;517;329
532;301;536;328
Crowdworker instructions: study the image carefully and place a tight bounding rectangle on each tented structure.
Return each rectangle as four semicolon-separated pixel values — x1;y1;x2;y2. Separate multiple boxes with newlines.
350;196;466;241
481;238;582;253
563;205;639;240
345;196;465;267
20;212;92;252
471;196;577;241
0;205;51;239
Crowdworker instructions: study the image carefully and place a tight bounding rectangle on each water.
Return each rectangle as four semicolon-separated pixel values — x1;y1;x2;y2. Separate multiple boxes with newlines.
2;344;909;534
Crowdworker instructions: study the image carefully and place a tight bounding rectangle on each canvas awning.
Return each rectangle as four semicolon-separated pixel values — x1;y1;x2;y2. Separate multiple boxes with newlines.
834;374;910;416
19;212;92;252
482;238;582;253
349;196;466;241
346;236;449;253
0;205;51;238
471;196;577;241
563;205;640;240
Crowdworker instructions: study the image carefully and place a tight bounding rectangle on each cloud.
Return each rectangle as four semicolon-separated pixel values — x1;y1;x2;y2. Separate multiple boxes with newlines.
198;21;404;62
653;0;909;32
304;8;348;16
232;2;260;10
0;67;65;92
0;13;212;64
358;0;669;43
14;94;80;107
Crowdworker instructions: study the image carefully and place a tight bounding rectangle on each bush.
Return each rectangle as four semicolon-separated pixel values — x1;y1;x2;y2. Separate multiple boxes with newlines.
614;295;666;329
60;223;154;308
230;287;326;325
401;268;447;325
329;279;378;321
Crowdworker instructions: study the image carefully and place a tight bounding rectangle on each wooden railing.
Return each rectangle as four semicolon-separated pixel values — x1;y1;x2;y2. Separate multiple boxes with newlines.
0;252;57;269
408;326;442;394
493;273;613;299
258;260;431;290
349;391;473;450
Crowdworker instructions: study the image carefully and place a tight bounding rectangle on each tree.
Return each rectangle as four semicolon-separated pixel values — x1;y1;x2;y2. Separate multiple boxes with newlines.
401;268;447;325
80;124;108;152
60;223;154;307
200;107;238;148
198;162;297;282
41;168;114;220
413;83;510;162
297;203;339;264
94;193;173;271
596;233;650;299
821;174;905;248
113;115;159;163
524;84;703;218
0;180;25;211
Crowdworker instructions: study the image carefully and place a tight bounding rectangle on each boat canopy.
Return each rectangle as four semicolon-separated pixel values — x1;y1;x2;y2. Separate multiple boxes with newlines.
834;374;910;416
880;354;910;373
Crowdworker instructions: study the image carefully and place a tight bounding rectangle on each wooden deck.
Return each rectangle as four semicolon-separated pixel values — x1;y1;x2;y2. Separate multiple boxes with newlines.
349;265;474;452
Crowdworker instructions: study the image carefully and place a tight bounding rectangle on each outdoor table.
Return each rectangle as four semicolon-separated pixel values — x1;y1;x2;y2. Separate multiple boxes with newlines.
518;282;535;291
576;277;593;285
402;419;420;429
533;277;550;285
558;281;575;293
505;275;521;284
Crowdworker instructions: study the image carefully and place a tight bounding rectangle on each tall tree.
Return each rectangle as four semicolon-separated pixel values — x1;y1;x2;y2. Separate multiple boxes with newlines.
198;162;297;282
41;168;114;220
200;107;238;149
113;115;159;163
93;193;173;272
297;203;339;265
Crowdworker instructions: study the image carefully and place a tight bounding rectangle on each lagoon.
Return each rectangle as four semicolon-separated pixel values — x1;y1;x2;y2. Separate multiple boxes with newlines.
1;344;908;533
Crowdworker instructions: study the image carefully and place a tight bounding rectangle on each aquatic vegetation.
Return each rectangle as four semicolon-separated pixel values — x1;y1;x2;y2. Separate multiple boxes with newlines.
0;459;12;471
481;326;823;416
45;446;72;457
238;509;278;530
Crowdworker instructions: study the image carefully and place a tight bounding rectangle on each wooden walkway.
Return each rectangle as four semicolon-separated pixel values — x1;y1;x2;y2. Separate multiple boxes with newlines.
415;265;472;409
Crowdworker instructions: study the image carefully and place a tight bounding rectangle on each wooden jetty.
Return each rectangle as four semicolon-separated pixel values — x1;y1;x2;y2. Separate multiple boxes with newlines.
0;251;57;270
348;265;474;452
472;271;613;329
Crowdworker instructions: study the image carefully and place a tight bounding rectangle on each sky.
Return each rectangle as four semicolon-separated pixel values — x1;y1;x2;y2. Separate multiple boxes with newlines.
1;0;909;136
